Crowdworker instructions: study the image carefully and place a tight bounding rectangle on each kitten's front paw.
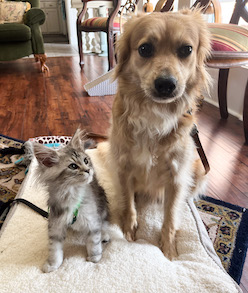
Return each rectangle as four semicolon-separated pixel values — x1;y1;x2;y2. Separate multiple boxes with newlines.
87;254;102;263
42;261;62;273
102;232;110;243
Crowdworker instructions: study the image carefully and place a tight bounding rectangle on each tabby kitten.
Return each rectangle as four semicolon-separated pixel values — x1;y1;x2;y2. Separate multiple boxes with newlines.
33;129;110;273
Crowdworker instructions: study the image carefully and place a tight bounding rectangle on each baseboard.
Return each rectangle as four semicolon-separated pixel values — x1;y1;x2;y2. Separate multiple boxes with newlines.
204;97;243;121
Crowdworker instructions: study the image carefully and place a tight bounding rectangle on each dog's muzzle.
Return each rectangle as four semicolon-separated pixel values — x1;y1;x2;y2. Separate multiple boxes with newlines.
154;77;177;98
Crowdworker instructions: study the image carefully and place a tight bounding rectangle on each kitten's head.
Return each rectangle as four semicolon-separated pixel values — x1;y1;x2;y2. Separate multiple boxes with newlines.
33;129;95;186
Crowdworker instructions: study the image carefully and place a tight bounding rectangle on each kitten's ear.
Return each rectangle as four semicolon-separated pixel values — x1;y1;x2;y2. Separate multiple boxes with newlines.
84;139;95;150
69;128;88;150
33;143;59;167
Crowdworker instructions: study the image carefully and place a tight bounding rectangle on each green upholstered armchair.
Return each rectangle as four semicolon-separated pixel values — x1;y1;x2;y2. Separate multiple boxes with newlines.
0;0;48;72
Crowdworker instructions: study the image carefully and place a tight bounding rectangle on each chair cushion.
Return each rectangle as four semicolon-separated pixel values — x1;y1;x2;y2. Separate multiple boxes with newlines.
0;1;31;24
208;23;248;52
81;17;124;29
0;23;31;42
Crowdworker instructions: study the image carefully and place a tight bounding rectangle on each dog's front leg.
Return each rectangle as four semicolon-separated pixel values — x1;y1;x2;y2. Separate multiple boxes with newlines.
120;176;138;241
160;183;185;260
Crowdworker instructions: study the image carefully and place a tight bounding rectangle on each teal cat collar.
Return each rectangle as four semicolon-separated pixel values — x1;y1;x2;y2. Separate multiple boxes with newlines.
71;201;82;225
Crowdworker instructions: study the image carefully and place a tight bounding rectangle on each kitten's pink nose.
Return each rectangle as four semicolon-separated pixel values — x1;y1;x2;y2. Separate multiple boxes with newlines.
85;169;90;174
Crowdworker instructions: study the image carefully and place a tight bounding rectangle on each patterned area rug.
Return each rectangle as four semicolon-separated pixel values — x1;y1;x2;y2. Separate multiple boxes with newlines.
0;134;247;285
195;196;248;284
0;135;25;229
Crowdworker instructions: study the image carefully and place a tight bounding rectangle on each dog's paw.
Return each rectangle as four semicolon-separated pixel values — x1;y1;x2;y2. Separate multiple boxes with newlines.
123;219;138;241
42;261;61;273
87;254;102;263
161;243;178;260
159;230;178;260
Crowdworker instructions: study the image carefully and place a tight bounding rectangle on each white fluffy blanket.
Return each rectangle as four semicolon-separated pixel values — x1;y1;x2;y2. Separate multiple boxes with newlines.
0;142;241;293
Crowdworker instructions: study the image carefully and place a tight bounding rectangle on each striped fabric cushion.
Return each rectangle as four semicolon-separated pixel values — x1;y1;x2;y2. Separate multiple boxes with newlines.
208;23;248;52
81;17;123;29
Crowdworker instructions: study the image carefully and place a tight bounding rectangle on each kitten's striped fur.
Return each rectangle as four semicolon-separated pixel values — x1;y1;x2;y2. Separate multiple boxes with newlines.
31;129;110;273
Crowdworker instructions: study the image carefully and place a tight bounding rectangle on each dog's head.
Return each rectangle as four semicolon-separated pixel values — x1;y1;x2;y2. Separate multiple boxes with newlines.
115;10;211;105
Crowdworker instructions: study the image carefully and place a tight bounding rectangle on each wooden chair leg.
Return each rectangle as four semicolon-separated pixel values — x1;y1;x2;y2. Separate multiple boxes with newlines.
243;81;248;145
34;54;49;73
218;69;229;119
114;33;118;64
77;27;84;67
107;30;114;71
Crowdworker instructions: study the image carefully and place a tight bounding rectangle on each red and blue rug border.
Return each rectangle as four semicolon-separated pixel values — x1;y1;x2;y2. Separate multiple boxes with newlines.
201;195;248;284
0;134;24;144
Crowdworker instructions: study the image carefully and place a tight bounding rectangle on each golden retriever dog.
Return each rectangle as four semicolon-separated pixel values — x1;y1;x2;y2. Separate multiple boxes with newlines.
109;9;211;260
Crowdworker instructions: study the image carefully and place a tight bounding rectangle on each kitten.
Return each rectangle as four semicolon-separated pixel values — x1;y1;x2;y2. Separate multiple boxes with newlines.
32;129;110;273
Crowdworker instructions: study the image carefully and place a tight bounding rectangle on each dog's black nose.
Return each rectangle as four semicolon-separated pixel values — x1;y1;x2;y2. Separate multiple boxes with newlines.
154;77;177;97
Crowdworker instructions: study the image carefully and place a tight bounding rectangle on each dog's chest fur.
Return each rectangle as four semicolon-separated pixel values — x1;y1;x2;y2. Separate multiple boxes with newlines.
130;130;194;194
111;95;195;197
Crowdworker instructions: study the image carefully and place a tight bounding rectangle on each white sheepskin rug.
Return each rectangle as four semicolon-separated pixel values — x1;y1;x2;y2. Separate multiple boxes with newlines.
0;142;241;293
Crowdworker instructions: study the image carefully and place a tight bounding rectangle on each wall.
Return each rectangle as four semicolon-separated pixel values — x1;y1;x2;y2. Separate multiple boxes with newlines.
207;67;248;121
65;0;78;46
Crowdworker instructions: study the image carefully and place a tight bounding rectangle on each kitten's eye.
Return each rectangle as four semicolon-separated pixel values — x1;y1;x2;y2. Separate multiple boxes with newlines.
177;45;192;58
68;163;79;170
84;158;88;165
138;43;154;58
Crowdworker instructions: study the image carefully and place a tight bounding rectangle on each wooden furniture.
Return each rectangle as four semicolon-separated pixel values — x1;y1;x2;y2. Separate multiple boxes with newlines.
205;0;222;22
77;0;122;70
72;1;113;55
207;0;248;144
0;0;48;72
154;0;174;12
158;0;211;13
157;0;221;21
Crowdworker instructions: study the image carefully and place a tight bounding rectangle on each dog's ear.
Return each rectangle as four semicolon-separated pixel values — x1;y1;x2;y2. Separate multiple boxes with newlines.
190;9;212;92
193;9;212;65
180;8;194;15
114;14;142;78
196;12;212;92
180;9;212;65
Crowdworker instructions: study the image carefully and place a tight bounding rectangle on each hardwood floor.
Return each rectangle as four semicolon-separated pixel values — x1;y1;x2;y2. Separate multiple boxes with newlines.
0;56;247;291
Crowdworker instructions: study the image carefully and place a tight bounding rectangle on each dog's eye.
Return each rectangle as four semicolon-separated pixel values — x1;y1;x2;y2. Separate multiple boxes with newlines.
68;163;79;170
177;45;192;58
138;43;154;58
